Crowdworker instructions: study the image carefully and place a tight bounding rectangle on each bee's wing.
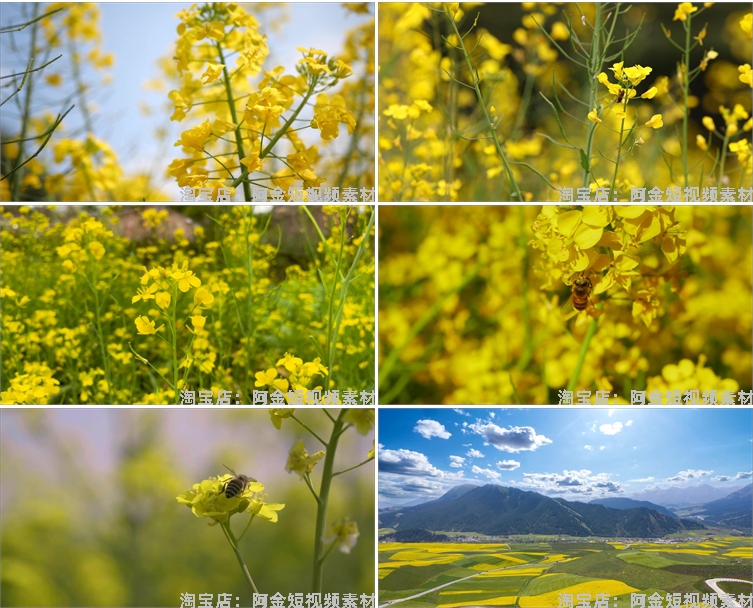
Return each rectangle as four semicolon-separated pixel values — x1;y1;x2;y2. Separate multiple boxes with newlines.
560;293;578;320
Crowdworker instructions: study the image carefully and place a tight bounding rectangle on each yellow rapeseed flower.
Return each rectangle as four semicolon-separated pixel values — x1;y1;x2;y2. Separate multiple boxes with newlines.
135;316;162;335
702;116;715;131
194;286;214;306
587;108;602;123
201;63;225;85
132;283;159;303
673;3;698;21
240;153;264;173
285;440;325;478
694;24;707;45
174;120;212;151
88;241;105;260
623;65;652;86
197;20;225;42
740;13;752;39
156;292;171;310
696;134;708;151
170;264;201;292
645;114;664;129
739;64;752;88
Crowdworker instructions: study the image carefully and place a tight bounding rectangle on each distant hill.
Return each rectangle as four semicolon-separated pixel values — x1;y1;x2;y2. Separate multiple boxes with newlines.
379;484;705;537
631;484;745;508
400;484;479;508
688;484;752;533
589;497;678;518
381;528;450;542
434;484;478;502
380;484;479;510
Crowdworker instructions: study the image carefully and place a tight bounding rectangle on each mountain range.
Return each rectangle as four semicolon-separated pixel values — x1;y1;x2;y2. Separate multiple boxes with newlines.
629;483;746;507
379;484;706;537
681;484;752;533
588;497;678;518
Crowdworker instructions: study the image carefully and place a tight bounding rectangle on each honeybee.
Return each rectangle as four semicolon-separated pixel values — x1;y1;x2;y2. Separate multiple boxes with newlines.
221;464;256;499
615;88;626;104
560;272;594;319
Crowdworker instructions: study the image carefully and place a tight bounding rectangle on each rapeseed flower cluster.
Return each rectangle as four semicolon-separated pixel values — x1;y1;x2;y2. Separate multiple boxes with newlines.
165;2;373;200
379;206;751;405
176;473;284;525
1;205;374;404
378;3;752;201
2;3;372;202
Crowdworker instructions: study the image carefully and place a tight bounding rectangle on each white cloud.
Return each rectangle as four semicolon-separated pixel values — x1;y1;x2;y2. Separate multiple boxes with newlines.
711;471;752;482
469;423;553;453
453;408;470;416
600;446;606;450
466;448;485;459
629;476;655;483
449;455;466;468
472;465;501;482
496;459;521;471
378;448;444;477
608;409;615;417
666;469;713;483
414;419;451;440
378;476;447;499
519;469;623;496
489;411;496;419
584;445;593;451
599;422;623;435
626;420;633;427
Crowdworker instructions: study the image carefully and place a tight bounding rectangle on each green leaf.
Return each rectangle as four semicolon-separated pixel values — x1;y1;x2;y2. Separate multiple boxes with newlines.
579;149;590;173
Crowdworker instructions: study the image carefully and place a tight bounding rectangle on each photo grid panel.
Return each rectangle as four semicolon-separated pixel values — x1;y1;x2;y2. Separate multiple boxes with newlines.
2;1;753;607
377;408;753;608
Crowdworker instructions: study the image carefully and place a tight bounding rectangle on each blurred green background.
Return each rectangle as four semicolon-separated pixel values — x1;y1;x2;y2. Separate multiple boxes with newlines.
0;408;374;606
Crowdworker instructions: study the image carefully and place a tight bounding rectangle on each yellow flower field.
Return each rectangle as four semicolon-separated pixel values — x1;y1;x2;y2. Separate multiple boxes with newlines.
379;2;752;201
1;205;374;404
379;205;752;404
519;580;640;607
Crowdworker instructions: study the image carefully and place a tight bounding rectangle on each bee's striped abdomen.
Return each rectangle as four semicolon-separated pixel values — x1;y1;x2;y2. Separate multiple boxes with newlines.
224;478;246;498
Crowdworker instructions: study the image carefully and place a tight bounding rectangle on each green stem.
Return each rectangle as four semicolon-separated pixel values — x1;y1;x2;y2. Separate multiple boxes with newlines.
446;9;522;201
171;290;179;404
236;514;256;542
610;108;627;200
326;217;346;386
216;41;251;201
221;521;259;594
232;78;319;189
11;4;38;201
582;4;602;188
515;207;532;371
312;409;345;592
90;263;111;395
291;414;328;447
718;133;729;186
332;456;373;477
565;317;598;393
512;70;536;141
303;472;320;502
682;18;691;188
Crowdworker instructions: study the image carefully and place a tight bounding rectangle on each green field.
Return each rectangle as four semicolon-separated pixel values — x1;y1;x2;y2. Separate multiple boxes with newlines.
378;536;752;608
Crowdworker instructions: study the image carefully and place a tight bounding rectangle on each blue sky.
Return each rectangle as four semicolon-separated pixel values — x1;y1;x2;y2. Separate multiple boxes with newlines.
0;3;372;197
378;408;753;506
